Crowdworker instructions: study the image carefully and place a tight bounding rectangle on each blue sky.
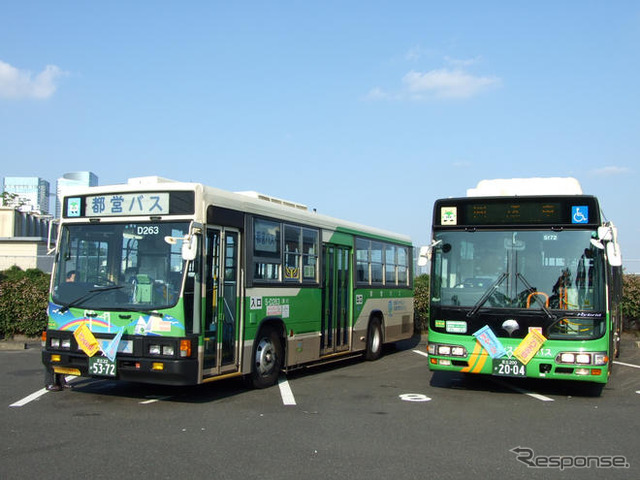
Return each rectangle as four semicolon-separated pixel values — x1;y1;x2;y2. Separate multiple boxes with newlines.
1;1;639;271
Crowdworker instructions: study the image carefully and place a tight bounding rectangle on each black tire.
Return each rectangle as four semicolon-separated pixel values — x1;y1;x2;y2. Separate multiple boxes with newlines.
250;327;283;389
365;317;383;361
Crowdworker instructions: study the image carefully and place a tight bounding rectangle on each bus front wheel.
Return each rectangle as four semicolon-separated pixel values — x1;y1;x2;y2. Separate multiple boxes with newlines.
250;327;283;389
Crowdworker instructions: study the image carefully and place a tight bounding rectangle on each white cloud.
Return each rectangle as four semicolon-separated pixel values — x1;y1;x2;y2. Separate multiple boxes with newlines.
403;68;501;99
589;166;631;177
0;60;66;99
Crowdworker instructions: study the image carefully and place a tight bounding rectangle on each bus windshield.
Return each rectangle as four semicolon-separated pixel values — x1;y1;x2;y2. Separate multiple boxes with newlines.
431;230;605;313
52;222;190;311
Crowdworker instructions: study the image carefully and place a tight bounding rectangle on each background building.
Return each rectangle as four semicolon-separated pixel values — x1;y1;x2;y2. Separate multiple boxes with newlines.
55;171;98;217
0;207;56;272
2;176;50;215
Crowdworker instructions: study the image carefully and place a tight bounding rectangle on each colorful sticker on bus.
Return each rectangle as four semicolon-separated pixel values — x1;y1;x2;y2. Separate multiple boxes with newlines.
473;325;506;359
513;330;547;365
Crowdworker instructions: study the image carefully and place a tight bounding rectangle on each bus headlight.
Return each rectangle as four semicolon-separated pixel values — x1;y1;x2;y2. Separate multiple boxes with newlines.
558;353;575;364
162;345;175;356
451;346;466;356
149;344;162;355
61;339;72;349
438;345;451;356
50;338;60;348
575;353;591;365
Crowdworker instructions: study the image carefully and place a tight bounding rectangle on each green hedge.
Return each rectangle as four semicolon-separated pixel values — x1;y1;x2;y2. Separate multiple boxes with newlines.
0;266;50;338
0;267;638;338
622;274;640;330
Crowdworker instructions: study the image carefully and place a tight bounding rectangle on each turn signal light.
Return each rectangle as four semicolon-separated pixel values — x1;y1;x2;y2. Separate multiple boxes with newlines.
180;339;192;358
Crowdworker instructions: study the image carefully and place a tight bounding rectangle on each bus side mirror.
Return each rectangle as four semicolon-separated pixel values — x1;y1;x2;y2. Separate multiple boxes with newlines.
607;242;622;267
181;235;198;261
417;246;430;267
165;234;199;261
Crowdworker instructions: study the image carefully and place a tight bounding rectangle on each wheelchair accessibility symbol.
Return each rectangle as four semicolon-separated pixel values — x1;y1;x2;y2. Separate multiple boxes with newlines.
571;206;589;224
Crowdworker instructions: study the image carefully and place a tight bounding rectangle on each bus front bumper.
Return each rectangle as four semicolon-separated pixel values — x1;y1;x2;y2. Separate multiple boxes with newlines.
42;350;200;386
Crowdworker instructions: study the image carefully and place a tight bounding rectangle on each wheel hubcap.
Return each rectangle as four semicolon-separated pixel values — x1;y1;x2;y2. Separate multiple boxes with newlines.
255;338;276;376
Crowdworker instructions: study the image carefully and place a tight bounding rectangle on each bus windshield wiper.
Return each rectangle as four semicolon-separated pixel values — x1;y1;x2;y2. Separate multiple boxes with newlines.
466;272;508;319
59;285;123;313
516;273;555;320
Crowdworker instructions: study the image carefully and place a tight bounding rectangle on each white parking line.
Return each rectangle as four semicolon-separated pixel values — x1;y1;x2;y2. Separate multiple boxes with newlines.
9;388;50;408
491;379;554;402
614;361;640;370
278;375;296;406
412;349;429;359
9;376;77;408
140;395;173;405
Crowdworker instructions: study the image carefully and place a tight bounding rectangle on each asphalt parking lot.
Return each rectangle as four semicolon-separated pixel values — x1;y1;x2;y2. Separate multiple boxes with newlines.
2;334;640;480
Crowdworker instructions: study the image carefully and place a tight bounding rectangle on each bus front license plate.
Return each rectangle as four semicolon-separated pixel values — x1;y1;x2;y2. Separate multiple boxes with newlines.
89;357;117;377
492;358;526;377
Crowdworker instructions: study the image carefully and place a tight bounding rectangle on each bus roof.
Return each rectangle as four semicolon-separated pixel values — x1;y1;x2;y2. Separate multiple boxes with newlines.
466;177;583;197
61;177;412;244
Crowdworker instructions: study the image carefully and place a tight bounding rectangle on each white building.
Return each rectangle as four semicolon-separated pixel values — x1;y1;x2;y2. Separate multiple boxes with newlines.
2;176;51;214
55;172;98;217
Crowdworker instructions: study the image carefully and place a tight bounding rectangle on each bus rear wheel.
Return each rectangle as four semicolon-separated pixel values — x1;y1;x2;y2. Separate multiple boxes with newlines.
250;327;283;389
365;317;383;361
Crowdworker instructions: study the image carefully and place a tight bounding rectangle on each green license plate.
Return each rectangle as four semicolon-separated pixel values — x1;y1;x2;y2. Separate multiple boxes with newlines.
492;358;526;377
88;356;117;377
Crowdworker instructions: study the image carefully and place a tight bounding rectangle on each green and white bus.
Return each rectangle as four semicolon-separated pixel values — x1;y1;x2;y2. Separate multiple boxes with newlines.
420;178;623;390
42;177;414;388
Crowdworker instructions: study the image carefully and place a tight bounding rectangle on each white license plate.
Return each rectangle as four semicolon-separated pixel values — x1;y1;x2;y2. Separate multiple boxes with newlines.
89;356;117;377
492;358;526;377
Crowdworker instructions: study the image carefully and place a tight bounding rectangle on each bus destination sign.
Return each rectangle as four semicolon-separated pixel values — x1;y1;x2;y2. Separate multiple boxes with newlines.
434;196;600;227
67;193;170;218
466;201;562;225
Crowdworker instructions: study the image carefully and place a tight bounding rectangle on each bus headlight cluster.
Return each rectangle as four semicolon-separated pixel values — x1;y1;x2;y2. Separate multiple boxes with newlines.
50;337;72;349
428;343;467;357
149;344;175;356
556;351;608;366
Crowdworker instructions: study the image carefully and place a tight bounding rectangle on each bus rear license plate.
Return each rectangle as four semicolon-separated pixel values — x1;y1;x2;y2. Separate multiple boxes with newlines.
89;357;117;377
492;358;526;377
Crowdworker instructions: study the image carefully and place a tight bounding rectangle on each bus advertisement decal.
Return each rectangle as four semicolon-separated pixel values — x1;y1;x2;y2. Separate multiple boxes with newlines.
74;323;101;357
472;325;506;359
513;330;547;365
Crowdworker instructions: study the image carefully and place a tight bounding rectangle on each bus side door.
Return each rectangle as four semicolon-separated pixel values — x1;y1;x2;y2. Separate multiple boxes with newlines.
203;227;241;375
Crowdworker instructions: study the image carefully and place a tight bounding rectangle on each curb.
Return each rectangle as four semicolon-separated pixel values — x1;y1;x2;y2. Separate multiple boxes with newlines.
0;336;41;351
